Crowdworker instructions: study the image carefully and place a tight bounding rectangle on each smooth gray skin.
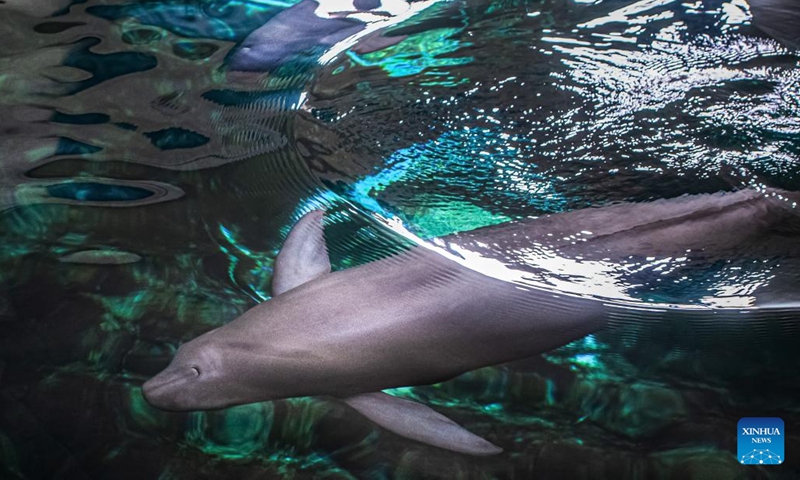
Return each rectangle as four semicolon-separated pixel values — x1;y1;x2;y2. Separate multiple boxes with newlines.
748;0;800;48
452;188;800;264
226;0;416;72
143;188;800;454
272;210;332;296
142;217;609;401
227;0;367;72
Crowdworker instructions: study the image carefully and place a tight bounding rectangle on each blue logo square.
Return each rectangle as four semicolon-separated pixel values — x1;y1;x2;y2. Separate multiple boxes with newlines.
738;417;784;465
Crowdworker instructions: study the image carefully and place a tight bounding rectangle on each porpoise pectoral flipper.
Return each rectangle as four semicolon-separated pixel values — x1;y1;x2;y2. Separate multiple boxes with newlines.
272;210;332;295
272;210;500;454
343;392;503;456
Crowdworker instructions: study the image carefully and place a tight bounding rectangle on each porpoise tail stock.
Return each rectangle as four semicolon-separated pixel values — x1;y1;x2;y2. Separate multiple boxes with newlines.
747;0;800;48
143;188;800;455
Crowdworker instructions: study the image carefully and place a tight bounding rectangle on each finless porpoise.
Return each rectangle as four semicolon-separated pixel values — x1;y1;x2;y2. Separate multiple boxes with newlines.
143;188;800;455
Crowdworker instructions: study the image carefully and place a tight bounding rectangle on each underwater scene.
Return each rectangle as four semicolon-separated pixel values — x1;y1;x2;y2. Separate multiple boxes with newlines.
1;0;799;478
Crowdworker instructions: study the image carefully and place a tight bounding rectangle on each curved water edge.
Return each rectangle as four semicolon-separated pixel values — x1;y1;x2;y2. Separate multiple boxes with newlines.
296;0;800;310
0;0;798;478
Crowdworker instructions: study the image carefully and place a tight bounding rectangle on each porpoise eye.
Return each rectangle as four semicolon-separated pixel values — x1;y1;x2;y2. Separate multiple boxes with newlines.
191;367;201;377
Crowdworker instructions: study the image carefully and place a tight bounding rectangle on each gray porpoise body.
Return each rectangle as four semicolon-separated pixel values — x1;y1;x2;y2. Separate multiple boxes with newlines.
145;245;605;410
142;188;800;453
227;0;365;72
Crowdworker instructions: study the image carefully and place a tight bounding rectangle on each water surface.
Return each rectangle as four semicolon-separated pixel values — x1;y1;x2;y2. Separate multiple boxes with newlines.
1;0;799;478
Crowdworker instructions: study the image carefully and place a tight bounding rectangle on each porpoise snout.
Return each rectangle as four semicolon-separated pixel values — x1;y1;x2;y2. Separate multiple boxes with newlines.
141;366;199;411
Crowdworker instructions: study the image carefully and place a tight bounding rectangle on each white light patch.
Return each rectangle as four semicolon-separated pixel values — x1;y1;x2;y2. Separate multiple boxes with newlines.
315;0;411;20
317;0;442;66
580;0;678;29
721;0;752;26
377;214;636;301
375;213;799;312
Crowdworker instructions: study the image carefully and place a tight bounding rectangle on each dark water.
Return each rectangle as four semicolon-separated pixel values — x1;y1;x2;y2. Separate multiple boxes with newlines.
1;0;799;478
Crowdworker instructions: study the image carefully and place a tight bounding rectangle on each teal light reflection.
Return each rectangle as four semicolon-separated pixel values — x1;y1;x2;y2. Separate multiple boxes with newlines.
348;27;473;82
216;224;275;302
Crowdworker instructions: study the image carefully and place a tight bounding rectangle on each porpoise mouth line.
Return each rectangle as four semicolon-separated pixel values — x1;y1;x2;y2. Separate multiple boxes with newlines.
144;369;197;394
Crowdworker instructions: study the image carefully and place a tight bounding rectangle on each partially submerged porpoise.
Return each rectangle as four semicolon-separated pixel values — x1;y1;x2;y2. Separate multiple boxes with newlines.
227;0;400;71
143;188;800;455
226;0;441;72
226;0;800;73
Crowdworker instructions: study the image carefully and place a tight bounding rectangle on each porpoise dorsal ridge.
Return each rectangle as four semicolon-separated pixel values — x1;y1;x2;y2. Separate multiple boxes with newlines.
272;209;331;296
271;210;500;455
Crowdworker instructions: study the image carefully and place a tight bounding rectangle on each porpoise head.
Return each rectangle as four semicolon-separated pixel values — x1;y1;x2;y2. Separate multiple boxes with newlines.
143;334;220;410
144;210;332;411
142;332;275;411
